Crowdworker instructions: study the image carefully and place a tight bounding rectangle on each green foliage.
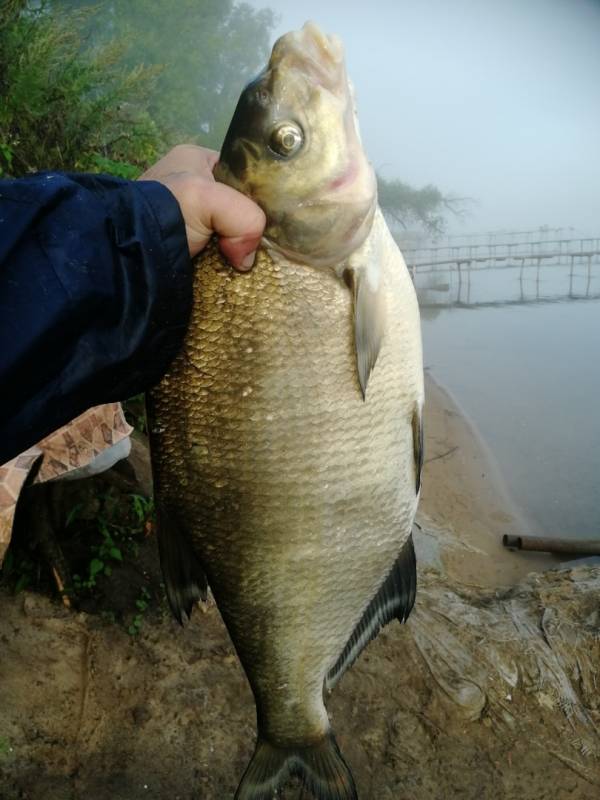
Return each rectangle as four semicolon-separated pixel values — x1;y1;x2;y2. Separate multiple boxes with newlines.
0;548;36;594
130;493;154;526
118;0;275;148
128;586;151;636
123;394;148;434
1;1;455;232
377;174;468;237
70;492;153;592
0;1;165;177
71;520;124;591
88;155;143;180
53;0;277;148
0;735;12;757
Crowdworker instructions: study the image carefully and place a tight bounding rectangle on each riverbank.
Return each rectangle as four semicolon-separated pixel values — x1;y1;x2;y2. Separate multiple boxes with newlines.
418;372;557;587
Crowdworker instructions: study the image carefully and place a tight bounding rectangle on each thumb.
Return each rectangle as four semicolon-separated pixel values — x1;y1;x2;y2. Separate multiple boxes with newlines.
206;181;266;271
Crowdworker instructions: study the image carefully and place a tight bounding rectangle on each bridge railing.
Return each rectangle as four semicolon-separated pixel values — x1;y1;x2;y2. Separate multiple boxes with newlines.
413;255;600;308
402;237;600;270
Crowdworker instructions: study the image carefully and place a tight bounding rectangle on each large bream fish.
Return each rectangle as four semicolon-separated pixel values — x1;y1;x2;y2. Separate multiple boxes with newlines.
148;22;424;800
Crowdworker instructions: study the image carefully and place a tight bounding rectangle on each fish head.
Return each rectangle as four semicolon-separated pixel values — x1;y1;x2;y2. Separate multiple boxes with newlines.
215;21;377;268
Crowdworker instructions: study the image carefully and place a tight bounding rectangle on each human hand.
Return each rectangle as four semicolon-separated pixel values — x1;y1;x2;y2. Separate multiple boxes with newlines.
139;145;266;270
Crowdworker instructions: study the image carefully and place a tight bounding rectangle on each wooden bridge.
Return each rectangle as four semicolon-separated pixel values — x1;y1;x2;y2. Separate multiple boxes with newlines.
403;235;600;272
401;230;600;309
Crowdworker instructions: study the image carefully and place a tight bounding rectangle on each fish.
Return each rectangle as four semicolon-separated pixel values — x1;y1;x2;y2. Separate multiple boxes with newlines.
147;21;424;800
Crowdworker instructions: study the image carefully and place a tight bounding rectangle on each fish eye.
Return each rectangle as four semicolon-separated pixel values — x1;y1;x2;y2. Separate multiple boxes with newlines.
268;121;304;158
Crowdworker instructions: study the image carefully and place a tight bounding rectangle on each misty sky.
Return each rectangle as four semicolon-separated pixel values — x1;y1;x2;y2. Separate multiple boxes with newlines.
248;0;600;235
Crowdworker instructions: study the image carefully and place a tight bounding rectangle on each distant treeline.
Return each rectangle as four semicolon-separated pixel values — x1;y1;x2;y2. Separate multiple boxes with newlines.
0;0;461;233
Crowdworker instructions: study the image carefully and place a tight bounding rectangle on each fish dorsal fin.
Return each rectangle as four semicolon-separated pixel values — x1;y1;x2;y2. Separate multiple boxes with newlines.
342;221;387;398
325;534;417;690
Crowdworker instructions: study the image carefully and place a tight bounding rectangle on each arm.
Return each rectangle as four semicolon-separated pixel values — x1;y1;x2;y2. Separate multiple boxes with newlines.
0;147;265;463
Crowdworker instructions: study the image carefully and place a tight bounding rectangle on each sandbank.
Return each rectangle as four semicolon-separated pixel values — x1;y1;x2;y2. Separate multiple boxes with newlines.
417;372;558;587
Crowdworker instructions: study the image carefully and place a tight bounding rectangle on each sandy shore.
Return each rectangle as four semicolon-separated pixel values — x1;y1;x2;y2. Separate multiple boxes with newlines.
418;372;557;587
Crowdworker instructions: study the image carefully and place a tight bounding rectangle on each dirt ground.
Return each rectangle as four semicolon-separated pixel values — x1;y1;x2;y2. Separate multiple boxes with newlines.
2;563;599;800
1;377;598;800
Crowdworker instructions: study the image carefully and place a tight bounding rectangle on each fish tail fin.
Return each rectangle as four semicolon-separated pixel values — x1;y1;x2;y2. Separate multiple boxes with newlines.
235;732;357;800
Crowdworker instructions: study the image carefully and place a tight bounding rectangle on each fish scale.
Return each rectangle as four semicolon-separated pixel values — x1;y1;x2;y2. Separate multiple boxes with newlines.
148;210;422;753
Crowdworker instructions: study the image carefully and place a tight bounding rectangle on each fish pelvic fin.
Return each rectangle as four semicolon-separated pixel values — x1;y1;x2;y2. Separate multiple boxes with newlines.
156;502;207;625
235;732;357;800
326;534;417;690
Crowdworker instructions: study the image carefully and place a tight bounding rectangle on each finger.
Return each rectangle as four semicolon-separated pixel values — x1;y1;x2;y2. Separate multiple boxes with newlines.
204;150;220;172
171;145;219;174
140;146;219;182
204;182;266;270
218;233;263;271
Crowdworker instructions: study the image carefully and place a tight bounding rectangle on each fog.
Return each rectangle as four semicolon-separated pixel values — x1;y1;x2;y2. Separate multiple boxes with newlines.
249;0;600;235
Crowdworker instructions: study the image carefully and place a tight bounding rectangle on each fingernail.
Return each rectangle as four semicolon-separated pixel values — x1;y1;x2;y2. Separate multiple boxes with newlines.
241;250;256;270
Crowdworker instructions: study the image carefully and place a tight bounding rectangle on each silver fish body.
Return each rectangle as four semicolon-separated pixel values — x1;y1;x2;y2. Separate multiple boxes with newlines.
148;22;424;800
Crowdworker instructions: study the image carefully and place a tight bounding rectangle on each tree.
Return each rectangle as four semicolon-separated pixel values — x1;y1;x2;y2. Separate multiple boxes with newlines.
2;1;462;234
0;1;276;178
377;174;469;238
53;0;277;148
0;1;166;177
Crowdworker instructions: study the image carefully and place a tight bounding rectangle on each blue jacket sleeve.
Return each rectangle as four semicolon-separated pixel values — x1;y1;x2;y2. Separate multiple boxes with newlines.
0;171;194;463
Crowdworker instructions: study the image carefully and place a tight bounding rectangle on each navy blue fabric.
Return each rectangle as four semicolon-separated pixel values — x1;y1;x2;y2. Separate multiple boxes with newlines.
0;172;193;463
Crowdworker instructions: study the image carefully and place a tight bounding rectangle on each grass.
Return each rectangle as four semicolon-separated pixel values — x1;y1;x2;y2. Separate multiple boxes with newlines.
0;485;162;636
69;493;153;593
0;736;12;757
128;586;152;636
0;549;36;594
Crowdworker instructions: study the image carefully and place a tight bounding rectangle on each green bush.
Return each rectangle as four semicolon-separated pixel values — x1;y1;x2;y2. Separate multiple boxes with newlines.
53;0;277;149
0;0;276;179
0;1;165;177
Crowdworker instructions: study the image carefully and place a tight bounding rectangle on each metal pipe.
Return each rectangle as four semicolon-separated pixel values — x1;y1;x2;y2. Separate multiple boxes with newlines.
502;535;600;555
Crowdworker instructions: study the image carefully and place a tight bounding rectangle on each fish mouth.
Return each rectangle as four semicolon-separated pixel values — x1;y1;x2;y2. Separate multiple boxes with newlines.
270;21;346;96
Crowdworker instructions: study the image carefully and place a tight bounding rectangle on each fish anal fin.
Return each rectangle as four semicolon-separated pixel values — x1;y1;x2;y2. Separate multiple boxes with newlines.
412;404;424;494
346;267;387;399
235;732;357;800
156;502;207;625
326;534;417;690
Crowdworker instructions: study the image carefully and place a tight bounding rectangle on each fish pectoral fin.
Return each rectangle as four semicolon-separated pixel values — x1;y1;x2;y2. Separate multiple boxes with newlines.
235;732;357;800
156;502;208;625
325;533;417;690
345;265;387;399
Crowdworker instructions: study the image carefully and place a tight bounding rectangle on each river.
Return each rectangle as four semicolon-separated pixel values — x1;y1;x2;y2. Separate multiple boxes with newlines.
415;255;600;540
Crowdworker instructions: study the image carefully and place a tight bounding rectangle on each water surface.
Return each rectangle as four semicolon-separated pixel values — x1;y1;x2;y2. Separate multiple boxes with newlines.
416;260;600;539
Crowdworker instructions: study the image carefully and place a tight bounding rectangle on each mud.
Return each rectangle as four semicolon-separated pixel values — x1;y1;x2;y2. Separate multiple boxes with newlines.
1;561;599;800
